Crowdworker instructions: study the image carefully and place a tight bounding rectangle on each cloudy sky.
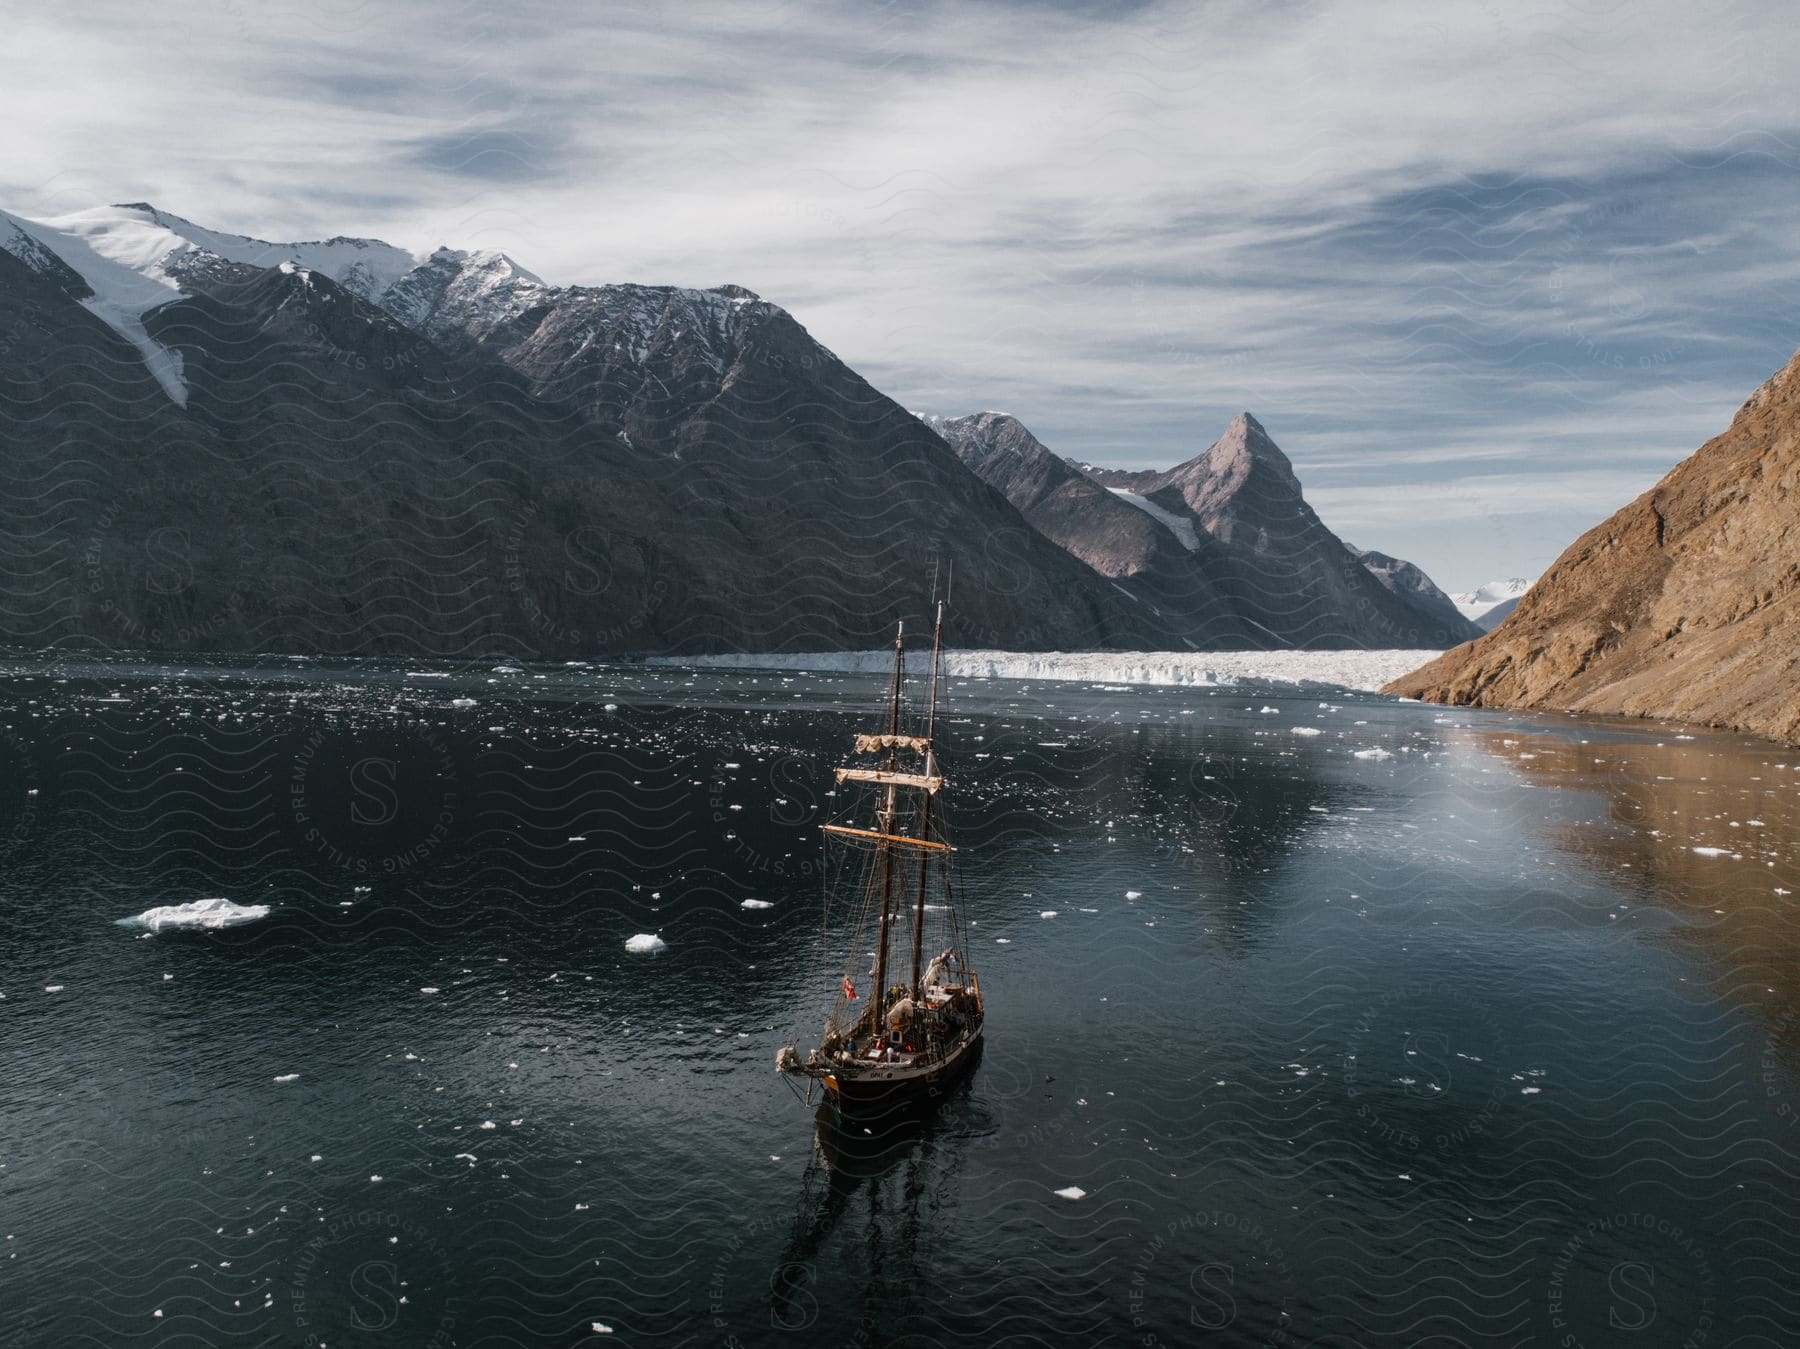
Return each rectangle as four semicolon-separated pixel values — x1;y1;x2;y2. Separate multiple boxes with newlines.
5;1;1798;589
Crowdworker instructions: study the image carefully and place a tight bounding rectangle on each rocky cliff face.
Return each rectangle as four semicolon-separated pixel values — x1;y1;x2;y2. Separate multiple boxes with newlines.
937;410;1476;649
1386;348;1800;744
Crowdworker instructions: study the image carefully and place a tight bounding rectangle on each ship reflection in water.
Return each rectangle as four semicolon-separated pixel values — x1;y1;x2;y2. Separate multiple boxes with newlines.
766;1067;988;1338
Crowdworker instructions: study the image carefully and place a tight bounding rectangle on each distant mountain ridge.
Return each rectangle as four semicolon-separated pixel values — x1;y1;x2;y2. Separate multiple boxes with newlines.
928;410;1479;649
1388;348;1800;744
1450;577;1534;631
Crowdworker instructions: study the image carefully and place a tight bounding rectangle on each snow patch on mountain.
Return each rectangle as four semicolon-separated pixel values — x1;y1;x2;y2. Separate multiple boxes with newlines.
0;206;191;404
1106;488;1201;551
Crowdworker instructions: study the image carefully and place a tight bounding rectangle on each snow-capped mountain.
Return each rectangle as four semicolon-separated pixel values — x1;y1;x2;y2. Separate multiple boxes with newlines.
0;199;1168;657
1450;577;1535;630
0;202;547;405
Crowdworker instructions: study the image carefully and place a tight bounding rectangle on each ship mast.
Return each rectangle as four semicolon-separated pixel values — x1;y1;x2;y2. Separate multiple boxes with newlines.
909;600;944;995
871;620;904;1033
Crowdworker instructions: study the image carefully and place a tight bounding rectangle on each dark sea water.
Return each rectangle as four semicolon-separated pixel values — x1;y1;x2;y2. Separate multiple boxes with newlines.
2;655;1797;1348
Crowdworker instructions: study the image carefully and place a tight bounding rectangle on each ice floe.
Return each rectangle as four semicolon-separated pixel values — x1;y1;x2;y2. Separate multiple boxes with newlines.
625;933;667;954
118;898;270;932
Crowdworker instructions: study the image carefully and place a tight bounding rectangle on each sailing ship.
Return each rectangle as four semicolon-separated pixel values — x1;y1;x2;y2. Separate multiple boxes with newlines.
776;602;984;1110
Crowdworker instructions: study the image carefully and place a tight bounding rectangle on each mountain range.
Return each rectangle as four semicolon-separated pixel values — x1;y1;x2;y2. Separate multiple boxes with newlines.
924;410;1478;648
0;201;1472;658
1389;347;1800;744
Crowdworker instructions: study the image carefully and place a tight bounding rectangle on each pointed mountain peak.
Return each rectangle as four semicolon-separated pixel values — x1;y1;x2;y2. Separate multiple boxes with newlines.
1205;409;1296;483
1153;409;1297;493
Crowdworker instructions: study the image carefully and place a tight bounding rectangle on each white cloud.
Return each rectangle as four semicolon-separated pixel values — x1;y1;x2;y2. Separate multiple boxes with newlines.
3;0;1797;589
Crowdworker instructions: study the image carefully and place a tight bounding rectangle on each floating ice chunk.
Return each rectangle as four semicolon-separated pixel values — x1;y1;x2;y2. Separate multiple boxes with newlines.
1691;847;1740;859
119;898;270;932
272;1074;299;1084
741;899;774;910
625;934;667;954
592;1325;614;1335
1259;706;1278;714
1053;1186;1086;1200
1352;748;1392;761
44;985;64;993
1125;890;1142;900
420;986;440;994
1291;726;1322;736
450;698;477;708
1040;911;1058;919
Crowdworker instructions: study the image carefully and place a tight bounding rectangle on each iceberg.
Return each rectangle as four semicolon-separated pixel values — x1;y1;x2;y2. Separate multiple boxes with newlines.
625;933;667;954
118;898;271;932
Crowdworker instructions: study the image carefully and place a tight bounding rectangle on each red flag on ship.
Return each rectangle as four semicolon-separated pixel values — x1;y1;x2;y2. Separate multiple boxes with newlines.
841;977;858;1000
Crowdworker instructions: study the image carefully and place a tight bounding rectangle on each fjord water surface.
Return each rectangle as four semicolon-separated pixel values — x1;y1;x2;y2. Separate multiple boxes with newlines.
1;656;1796;1347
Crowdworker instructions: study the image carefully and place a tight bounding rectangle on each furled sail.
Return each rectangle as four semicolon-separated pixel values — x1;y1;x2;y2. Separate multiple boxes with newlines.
853;734;932;754
834;768;942;791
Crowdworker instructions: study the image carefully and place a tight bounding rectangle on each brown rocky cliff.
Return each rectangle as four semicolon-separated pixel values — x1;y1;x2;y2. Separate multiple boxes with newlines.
1385;347;1800;743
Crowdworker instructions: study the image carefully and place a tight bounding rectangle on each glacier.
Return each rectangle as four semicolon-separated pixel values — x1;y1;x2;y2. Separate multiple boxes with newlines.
647;648;1442;693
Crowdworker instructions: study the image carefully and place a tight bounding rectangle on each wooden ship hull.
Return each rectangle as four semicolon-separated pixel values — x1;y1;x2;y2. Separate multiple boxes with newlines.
825;1020;984;1110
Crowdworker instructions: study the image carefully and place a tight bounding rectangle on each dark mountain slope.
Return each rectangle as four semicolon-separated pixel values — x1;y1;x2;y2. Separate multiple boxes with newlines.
0;217;1164;656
